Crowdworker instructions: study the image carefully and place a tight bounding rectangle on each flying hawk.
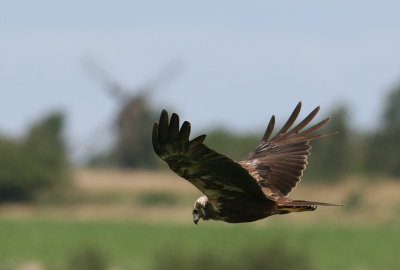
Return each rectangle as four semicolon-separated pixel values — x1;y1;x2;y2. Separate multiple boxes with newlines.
152;102;340;224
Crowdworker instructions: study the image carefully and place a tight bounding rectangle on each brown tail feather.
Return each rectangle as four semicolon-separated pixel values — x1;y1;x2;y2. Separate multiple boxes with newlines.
281;199;343;207
276;199;342;214
277;205;317;213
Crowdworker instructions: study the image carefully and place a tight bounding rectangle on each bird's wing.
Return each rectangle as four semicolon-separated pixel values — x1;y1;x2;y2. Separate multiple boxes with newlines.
153;110;266;201
239;102;333;200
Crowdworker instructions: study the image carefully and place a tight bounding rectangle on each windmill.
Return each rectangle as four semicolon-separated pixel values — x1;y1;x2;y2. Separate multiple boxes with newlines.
83;57;181;168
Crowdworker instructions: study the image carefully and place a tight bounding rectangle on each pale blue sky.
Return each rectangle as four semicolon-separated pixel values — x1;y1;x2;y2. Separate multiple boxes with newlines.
1;1;400;157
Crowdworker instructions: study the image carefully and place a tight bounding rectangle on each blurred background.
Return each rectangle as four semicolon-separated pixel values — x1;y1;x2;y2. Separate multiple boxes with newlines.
1;1;400;269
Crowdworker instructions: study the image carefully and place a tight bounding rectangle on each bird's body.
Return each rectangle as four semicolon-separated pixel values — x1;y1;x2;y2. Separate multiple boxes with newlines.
152;102;340;224
195;194;323;223
204;196;275;223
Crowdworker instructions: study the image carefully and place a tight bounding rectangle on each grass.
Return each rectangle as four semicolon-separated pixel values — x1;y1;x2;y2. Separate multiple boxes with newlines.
0;218;399;270
1;169;400;269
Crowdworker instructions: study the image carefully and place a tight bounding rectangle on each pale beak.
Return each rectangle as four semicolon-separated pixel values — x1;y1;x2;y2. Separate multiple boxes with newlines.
193;214;200;225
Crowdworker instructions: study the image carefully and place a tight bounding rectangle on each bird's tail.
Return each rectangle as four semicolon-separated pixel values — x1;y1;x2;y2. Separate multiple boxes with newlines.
276;199;342;214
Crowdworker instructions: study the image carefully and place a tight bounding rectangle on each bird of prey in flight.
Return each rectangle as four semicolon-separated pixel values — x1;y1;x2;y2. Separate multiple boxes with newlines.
152;102;340;224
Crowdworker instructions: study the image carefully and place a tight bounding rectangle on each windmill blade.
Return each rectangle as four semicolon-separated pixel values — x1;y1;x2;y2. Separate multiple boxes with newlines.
136;59;183;98
83;56;182;101
82;55;126;100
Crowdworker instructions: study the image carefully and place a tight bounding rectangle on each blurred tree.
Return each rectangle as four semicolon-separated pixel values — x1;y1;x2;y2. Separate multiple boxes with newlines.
204;129;259;161
0;112;69;201
304;105;352;182
23;112;68;177
364;84;400;176
0;138;25;201
383;84;400;132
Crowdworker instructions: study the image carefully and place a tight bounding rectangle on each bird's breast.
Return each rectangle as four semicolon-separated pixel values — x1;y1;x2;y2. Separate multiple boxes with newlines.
216;198;274;223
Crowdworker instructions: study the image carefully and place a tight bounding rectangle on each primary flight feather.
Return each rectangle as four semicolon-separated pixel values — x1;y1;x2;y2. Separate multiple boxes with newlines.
152;102;340;224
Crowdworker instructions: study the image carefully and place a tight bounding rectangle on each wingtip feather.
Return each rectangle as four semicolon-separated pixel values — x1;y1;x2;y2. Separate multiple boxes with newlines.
291;105;321;134
261;115;275;142
178;121;191;142
276;102;302;135
168;113;180;139
158;109;169;142
160;109;169;121
302;116;331;136
190;134;207;147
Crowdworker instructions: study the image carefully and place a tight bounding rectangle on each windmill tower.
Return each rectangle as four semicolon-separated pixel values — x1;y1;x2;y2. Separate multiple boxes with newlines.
84;57;180;168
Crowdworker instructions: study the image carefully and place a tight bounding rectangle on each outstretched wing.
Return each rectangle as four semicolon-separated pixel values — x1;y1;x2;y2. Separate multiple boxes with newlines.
153;110;266;200
239;102;333;199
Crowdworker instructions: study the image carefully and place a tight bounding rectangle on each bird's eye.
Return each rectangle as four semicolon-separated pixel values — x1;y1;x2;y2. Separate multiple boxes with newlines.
193;209;199;215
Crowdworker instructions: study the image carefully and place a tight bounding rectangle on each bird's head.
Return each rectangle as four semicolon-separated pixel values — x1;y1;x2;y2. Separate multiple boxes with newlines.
193;196;208;225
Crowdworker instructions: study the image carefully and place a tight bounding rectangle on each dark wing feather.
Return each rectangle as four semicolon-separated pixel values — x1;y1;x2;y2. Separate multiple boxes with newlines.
153;110;266;200
240;102;333;199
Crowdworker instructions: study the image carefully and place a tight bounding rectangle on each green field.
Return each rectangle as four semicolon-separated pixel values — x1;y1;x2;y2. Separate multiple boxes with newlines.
0;170;399;270
0;218;399;270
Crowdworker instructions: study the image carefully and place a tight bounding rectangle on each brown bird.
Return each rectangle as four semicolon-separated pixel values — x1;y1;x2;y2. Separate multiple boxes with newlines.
152;102;340;224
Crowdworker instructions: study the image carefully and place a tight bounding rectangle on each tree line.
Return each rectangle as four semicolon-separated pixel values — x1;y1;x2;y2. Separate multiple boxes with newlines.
0;113;69;201
1;83;399;201
88;83;400;181
207;85;400;182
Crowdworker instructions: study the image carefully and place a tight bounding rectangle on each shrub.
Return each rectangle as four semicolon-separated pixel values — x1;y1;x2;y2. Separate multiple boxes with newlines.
344;191;364;211
67;247;108;270
136;192;178;206
155;240;314;270
0;112;69;202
